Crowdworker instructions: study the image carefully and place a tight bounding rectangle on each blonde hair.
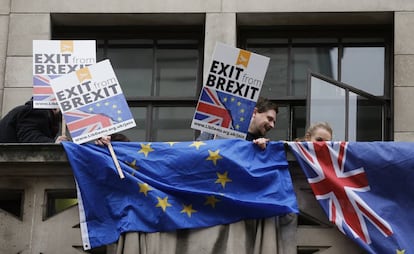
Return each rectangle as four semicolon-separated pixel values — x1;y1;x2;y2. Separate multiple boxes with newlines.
305;122;333;141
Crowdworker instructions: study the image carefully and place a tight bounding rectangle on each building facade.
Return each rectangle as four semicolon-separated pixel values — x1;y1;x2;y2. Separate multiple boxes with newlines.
1;0;414;253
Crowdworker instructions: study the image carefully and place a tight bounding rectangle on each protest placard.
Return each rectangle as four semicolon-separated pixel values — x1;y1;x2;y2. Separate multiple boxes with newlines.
33;40;96;108
50;59;136;144
191;42;270;139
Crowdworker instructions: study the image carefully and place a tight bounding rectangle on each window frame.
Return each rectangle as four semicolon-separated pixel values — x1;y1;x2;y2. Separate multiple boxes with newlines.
53;24;205;141
237;25;393;140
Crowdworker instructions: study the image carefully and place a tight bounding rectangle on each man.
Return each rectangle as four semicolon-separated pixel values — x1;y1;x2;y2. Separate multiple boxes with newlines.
197;96;278;149
0;99;68;143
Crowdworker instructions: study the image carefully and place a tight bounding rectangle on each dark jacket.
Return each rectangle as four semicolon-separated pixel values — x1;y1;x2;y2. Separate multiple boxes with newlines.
0;100;60;143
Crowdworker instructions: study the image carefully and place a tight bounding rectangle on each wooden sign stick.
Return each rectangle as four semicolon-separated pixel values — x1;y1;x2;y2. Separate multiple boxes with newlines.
107;142;125;179
61;117;66;137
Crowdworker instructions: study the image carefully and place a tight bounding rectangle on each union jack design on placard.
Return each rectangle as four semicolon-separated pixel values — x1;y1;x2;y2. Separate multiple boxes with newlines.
289;142;393;244
33;75;60;101
64;110;113;138
194;87;232;128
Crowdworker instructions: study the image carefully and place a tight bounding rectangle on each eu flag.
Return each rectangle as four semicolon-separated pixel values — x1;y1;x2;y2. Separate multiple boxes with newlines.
216;90;256;133
288;141;414;254
62;139;298;250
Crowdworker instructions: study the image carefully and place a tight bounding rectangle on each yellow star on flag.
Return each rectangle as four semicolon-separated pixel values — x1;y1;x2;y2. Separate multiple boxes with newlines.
397;250;405;254
156;196;172;212
204;195;220;208
190;141;206;150
207;149;222;165
138;183;152;196
138;143;154;157
126;159;139;170
181;204;197;217
215;171;232;188
165;142;179;147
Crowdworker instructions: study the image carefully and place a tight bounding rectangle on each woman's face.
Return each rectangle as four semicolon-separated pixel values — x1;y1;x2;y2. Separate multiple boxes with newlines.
308;127;332;141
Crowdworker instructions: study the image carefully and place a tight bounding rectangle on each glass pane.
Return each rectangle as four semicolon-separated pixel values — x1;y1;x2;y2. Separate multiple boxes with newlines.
152;107;196;141
292;47;338;96
119;107;146;142
341;47;384;96
107;47;153;97
310;76;346;141
354;95;383;141
292;106;306;141
248;47;289;98
96;40;105;61
156;49;199;97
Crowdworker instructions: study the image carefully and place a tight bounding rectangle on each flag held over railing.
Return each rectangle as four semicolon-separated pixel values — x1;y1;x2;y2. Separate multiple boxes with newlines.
288;141;414;254
63;140;298;250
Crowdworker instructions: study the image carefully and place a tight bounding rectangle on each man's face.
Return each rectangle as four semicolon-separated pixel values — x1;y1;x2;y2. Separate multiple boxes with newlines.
249;108;277;136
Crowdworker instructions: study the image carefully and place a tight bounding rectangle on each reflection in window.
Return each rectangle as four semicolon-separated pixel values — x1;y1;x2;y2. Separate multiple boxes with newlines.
310;74;385;141
240;30;390;141
310;76;346;141
63;27;204;142
152;107;196;141
292;47;338;96
106;46;153;96
341;47;385;96
157;49;199;97
248;47;289;98
355;96;383;141
97;40;201;99
118;107;146;142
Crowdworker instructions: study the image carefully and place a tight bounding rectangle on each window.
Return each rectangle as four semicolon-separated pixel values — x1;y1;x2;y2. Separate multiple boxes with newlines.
0;189;23;219
44;189;77;219
53;16;204;142
309;73;385;141
238;26;392;141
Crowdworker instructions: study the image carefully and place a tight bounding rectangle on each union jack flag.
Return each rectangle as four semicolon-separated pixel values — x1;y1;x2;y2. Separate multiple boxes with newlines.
64;110;113;139
194;87;233;128
194;88;256;133
288;141;414;253
33;75;60;102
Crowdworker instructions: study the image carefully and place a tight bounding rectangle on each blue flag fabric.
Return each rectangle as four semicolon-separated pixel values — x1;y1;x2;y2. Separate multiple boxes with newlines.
62;140;298;250
288;141;414;254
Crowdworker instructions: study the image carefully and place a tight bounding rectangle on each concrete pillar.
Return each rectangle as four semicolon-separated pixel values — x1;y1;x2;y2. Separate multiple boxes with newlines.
203;12;236;83
394;12;414;141
3;13;50;114
0;0;10;116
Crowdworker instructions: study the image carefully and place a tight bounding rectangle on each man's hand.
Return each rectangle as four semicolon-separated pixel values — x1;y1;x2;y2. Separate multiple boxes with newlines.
253;138;269;150
95;135;111;146
55;135;69;143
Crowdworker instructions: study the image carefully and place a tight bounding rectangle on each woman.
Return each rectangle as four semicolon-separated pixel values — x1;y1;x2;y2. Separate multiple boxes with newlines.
299;121;333;141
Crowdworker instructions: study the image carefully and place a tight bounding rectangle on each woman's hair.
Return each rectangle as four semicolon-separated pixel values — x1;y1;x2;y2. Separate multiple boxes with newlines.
295;121;333;141
305;121;333;140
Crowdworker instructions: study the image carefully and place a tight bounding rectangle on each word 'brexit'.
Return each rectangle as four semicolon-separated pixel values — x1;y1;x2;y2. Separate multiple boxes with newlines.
56;81;120;111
